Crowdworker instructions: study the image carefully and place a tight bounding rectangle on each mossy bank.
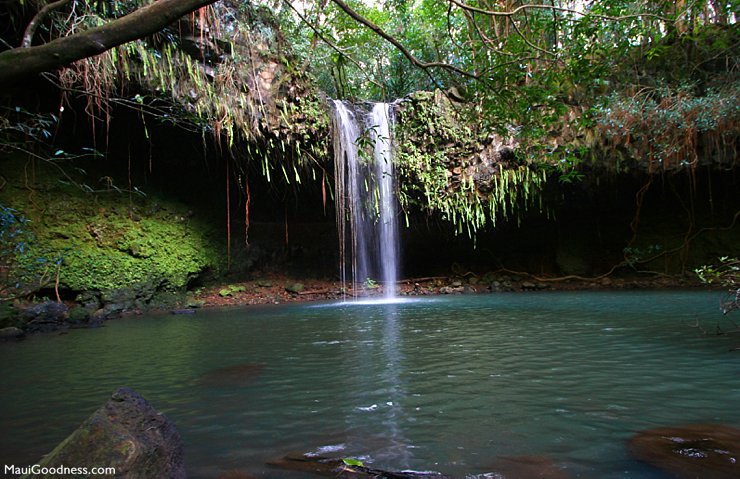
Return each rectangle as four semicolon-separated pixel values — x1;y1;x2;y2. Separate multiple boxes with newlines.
1;156;225;329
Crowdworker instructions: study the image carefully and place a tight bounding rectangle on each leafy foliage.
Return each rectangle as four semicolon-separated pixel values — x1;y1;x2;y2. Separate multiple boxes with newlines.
696;257;740;314
341;458;365;467
24;0;331;190
3;0;739;252
594;83;740;172
289;0;738;168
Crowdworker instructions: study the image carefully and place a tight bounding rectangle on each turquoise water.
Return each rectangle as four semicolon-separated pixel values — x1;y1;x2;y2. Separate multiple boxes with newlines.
1;291;739;478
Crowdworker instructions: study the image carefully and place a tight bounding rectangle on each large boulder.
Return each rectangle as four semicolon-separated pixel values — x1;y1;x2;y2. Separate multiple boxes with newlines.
629;423;740;479
23;388;185;479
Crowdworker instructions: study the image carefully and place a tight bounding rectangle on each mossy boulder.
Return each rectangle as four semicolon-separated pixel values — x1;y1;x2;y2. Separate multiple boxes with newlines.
57;213;221;293
285;282;304;294
23;387;185;479
67;306;92;325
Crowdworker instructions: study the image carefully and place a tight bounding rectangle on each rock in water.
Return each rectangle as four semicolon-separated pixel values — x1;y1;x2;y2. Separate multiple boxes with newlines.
195;363;265;387
0;326;24;340
21;301;69;333
24;387;184;479
629;423;740;479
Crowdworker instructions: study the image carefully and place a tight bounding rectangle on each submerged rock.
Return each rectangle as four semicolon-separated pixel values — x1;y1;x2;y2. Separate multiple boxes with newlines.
24;387;184;478
484;455;569;479
629;423;740;478
195;363;265;387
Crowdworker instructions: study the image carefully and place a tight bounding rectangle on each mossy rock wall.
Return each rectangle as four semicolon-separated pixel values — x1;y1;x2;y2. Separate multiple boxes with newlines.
0;157;224;301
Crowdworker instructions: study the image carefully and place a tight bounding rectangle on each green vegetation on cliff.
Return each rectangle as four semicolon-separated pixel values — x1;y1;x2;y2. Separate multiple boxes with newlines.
0;157;223;301
395;91;546;236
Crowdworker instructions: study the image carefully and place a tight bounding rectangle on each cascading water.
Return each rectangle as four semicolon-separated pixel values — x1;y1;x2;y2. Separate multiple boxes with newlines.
368;103;399;298
332;100;400;299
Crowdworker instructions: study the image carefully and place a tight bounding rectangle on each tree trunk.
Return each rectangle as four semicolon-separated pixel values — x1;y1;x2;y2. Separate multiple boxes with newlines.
0;0;218;89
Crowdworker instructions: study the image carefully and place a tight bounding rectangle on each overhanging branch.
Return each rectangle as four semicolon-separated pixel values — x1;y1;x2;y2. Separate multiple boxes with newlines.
284;0;386;94
329;0;480;81
446;0;670;23
0;0;219;89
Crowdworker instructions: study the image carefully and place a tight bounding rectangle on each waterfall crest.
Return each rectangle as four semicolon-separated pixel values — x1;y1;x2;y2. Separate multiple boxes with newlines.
331;100;400;299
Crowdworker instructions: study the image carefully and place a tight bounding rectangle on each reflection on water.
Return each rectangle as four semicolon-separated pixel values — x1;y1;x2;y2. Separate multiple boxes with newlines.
1;291;739;478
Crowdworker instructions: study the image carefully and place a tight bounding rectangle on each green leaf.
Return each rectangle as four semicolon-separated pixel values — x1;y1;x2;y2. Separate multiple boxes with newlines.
342;458;364;467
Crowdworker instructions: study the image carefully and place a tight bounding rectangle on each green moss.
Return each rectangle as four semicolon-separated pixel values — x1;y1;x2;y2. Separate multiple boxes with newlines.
0;302;20;328
0;158;224;298
219;284;246;297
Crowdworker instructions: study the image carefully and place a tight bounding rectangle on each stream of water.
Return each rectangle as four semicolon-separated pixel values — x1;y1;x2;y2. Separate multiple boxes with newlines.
331;100;399;298
1;291;739;478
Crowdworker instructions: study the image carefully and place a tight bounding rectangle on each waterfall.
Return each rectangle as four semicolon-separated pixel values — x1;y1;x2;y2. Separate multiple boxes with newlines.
368;103;399;298
332;100;400;299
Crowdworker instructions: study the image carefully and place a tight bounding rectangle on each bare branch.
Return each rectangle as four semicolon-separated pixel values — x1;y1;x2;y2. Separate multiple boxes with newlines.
22;0;73;48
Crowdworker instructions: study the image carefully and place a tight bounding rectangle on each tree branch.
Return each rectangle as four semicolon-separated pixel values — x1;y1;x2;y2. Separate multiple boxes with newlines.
22;0;73;48
0;0;219;89
284;0;386;95
446;0;670;23
329;0;479;80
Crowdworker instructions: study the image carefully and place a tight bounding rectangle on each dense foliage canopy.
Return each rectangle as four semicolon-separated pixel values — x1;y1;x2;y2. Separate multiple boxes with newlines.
2;1;737;176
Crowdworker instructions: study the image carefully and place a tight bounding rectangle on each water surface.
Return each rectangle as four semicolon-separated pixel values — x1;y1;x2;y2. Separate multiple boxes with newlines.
1;291;738;478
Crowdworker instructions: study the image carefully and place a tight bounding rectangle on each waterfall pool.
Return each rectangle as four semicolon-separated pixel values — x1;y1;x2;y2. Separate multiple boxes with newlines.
1;291;738;478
